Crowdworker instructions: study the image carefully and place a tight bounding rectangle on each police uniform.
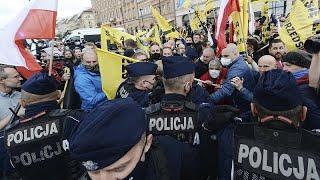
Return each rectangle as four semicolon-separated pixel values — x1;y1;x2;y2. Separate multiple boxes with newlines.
115;62;158;107
69;98;190;180
4;73;87;180
145;56;217;179
232;70;320;180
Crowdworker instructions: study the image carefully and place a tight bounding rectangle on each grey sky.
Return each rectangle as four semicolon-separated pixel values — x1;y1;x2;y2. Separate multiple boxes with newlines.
0;0;92;28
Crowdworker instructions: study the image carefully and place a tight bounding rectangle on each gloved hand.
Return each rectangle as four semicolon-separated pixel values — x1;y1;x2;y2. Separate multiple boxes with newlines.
203;105;240;132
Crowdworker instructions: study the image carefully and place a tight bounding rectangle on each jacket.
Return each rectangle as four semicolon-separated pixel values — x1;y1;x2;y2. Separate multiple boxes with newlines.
210;56;256;113
74;64;107;110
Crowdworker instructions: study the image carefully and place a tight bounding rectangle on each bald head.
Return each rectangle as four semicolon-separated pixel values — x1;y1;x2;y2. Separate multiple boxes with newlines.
221;43;239;61
258;55;277;74
202;48;215;64
82;50;98;68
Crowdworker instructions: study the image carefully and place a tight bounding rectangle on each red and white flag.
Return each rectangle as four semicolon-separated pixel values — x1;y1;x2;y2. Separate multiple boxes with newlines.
215;0;240;55
0;0;58;78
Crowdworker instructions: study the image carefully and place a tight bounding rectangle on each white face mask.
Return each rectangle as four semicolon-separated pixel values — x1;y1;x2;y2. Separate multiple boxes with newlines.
209;70;220;78
220;57;232;66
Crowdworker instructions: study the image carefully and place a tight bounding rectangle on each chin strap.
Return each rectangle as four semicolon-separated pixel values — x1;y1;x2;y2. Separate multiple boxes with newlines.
260;115;298;128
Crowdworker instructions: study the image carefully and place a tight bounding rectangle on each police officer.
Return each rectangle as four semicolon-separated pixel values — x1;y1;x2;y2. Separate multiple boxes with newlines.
4;72;87;180
145;56;217;179
116;62;158;107
232;69;320;180
69;98;190;180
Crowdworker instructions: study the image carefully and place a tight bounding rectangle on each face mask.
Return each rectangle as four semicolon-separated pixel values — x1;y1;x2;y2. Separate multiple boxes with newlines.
220;57;232;66
186;43;192;46
150;53;161;60
84;64;99;73
209;70;220;78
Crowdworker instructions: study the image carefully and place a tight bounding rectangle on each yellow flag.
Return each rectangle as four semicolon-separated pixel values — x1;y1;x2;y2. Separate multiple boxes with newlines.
241;0;249;41
96;49;140;100
230;0;247;53
279;0;315;51
204;0;214;18
182;0;191;9
261;1;269;43
135;31;150;56
100;25;116;51
191;6;206;31
150;6;180;39
231;12;246;52
102;25;136;48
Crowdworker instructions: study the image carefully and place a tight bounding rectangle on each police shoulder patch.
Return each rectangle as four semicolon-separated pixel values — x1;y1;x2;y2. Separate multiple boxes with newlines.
82;160;99;171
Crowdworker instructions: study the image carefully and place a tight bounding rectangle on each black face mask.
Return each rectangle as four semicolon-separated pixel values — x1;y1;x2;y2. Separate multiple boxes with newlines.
84;64;99;73
150;53;161;60
186;43;192;46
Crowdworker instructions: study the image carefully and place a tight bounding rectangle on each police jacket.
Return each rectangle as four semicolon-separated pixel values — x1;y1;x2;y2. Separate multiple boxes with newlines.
116;80;150;107
4;101;86;180
233;122;320;180
145;93;217;180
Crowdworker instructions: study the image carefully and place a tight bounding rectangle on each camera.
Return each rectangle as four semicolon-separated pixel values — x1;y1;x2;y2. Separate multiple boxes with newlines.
304;34;320;54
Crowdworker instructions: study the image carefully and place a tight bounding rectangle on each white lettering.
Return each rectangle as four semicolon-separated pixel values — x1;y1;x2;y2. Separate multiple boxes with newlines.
50;122;58;134
187;117;194;130
149;118;156;131
34;126;43;138
238;144;249;163
156;117;164;131
262;149;272;172
249;146;262;168
193;132;200;145
279;154;292;177
7;134;14;147
62;140;69;151
273;152;279;174
293;156;304;179
14;131;23;144
306;158;320;180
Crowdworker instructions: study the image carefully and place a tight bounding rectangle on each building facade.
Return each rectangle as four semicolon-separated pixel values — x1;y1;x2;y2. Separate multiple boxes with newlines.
89;0;296;35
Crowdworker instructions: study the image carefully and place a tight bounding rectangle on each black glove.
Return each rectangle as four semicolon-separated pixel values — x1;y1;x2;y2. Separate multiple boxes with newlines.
203;105;240;132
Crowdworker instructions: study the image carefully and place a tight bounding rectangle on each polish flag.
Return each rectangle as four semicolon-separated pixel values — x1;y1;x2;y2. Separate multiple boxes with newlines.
215;0;240;55
0;0;58;78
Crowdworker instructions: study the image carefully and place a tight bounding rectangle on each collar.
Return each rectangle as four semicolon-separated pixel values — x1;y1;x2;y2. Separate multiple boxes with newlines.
25;101;59;118
162;93;186;101
260;115;297;128
228;56;241;68
0;90;18;97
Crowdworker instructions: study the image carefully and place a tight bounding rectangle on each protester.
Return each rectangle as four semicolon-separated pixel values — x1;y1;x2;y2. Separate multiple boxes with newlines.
149;43;162;61
74;50;107;110
162;47;173;57
268;38;286;68
210;44;256;121
195;48;215;78
200;60;228;94
73;47;82;64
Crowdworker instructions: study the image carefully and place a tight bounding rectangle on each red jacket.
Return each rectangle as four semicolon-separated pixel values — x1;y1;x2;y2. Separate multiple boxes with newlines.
200;68;228;94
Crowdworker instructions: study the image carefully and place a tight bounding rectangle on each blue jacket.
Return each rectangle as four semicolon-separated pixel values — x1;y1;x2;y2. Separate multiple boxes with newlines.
210;56;256;113
74;65;107;110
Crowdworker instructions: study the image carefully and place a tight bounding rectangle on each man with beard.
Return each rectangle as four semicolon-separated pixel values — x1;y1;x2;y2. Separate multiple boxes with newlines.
74;50;107;111
268;38;286;69
193;33;203;58
149;43;162;62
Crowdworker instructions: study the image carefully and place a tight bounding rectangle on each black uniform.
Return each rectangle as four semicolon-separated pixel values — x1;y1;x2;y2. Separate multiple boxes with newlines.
234;122;320;180
4;107;87;180
145;93;217;180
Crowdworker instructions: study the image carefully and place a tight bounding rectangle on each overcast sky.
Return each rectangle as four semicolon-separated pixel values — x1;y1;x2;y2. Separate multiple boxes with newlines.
0;0;92;28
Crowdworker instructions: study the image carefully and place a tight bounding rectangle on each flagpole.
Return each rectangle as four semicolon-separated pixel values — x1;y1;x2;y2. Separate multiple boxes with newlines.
192;7;208;32
48;40;54;76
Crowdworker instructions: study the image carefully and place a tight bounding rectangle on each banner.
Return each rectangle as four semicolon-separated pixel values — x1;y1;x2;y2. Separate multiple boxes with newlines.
230;0;248;52
261;1;270;43
151;6;180;39
279;0;316;51
191;6;206;31
204;0;214;18
96;49;139;100
101;25;136;50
